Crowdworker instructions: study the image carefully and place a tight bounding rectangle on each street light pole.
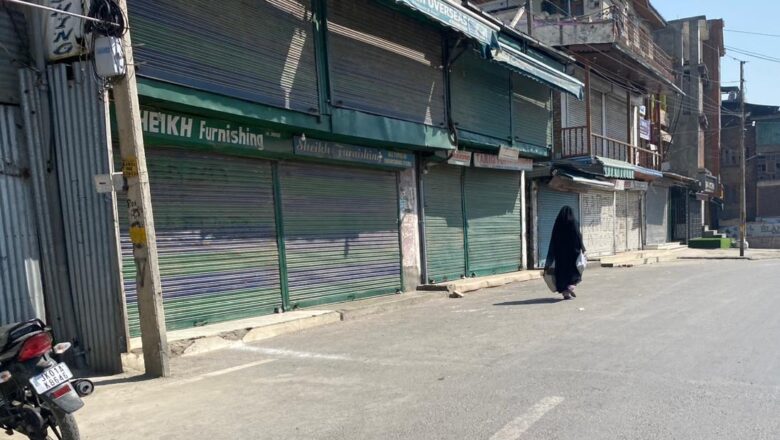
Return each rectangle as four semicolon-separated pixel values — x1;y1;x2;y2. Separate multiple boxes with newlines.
739;61;747;257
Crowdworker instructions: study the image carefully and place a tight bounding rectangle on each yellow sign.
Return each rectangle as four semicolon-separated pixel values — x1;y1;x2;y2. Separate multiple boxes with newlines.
129;225;147;245
122;157;139;177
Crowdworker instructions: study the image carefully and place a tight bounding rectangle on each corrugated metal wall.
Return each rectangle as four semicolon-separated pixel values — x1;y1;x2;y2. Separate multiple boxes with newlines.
0;105;46;324
18;69;82;348
48;63;124;373
0;6;27;104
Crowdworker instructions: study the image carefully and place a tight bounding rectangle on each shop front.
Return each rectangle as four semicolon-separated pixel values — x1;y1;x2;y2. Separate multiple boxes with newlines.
118;109;411;335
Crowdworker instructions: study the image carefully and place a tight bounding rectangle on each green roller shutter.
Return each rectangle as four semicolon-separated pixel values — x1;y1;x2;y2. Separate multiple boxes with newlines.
119;150;282;335
423;165;466;283
451;52;511;140
327;0;446;126
464;168;523;277
512;75;552;150
129;0;320;113
279;162;401;308
537;185;580;267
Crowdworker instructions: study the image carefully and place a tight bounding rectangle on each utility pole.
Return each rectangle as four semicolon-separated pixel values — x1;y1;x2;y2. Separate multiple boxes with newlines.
526;0;533;37
113;0;170;377
739;61;747;257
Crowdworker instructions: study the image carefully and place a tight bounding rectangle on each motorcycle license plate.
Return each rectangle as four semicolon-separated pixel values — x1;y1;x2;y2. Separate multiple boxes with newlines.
29;363;73;394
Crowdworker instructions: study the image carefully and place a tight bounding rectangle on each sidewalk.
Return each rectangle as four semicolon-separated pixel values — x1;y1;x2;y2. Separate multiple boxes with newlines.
677;247;780;260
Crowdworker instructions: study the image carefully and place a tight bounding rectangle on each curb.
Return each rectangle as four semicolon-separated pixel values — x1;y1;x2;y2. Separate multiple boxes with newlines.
420;270;543;295
337;291;446;321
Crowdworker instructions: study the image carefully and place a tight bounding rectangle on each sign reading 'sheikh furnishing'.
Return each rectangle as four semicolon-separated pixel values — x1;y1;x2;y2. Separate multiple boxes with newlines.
294;136;414;168
139;109;282;150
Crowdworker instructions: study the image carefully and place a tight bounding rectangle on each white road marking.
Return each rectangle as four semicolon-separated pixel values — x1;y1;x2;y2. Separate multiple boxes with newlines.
489;396;565;440
232;344;354;361
164;359;277;387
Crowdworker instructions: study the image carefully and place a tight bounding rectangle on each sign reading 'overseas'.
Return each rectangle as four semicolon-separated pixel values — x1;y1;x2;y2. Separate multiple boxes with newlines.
294;136;414;168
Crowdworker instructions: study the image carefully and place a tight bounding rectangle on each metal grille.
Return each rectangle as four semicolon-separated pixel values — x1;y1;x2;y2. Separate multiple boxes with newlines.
279;162;401;307
129;0;320;113
451;52;511;139
118;150;283;335
464;168;523;276
513;75;552;149
536;185;579;268
581;190;615;257
423;165;465;283
327;0;446;126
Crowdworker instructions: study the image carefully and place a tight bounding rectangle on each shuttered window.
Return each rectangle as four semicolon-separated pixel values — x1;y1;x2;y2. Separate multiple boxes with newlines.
605;93;629;143
279;162;401;307
464;168;523;276
423;165;466;283
565;94;586;128
119;150;282;335
591;91;604;136
327;0;446;126
450;52;511;139
129;0;320;113
513;75;553;149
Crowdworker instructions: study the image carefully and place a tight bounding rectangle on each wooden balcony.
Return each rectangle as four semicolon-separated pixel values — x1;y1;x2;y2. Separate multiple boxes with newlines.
558;126;661;170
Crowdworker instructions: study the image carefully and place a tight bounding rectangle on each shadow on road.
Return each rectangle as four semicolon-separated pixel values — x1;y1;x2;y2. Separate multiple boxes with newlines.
494;297;562;306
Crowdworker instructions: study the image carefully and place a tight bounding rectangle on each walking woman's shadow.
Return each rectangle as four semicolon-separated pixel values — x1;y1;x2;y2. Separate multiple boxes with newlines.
494;297;563;306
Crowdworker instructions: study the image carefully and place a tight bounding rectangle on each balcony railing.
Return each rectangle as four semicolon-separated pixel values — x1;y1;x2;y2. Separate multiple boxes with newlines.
614;10;675;83
559;126;661;170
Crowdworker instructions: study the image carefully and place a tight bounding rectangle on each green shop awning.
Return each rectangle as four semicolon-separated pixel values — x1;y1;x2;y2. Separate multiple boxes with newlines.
391;0;499;54
596;156;636;180
490;38;584;99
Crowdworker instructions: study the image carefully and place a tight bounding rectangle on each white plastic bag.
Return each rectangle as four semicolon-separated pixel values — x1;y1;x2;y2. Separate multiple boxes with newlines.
576;251;588;274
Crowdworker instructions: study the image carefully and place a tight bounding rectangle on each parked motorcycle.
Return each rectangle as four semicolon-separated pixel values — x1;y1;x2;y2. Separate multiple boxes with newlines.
0;319;93;440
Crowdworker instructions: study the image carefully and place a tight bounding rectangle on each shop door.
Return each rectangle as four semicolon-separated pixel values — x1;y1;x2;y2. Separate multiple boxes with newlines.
581;190;615;257
689;196;703;239
616;191;629;252
464;168;523;277
670;187;687;241
423;165;466;283
646;185;669;245
627;192;642;250
279;162;402;308
537;185;580;268
119;150;282;335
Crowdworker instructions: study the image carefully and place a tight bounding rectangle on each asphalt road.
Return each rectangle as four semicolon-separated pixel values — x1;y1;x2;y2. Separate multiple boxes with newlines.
76;260;780;439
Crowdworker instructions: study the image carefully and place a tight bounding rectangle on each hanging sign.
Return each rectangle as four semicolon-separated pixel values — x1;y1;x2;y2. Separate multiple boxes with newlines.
473;153;533;171
498;145;520;161
45;0;86;60
639;119;652;141
447;150;472;167
294;136;414;168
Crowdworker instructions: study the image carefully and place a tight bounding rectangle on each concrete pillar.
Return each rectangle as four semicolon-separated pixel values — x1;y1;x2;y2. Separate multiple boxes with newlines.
398;163;421;292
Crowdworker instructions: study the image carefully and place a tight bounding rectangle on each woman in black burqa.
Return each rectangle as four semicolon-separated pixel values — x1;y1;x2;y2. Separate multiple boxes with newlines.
544;206;586;300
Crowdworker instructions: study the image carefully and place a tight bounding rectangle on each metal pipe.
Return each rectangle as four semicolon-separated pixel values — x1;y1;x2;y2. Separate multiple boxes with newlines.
416;155;428;285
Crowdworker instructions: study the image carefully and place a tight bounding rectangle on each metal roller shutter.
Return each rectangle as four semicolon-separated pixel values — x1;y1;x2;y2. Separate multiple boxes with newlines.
119;150;282;335
129;0;320;113
616;191;628;252
581;190;615;257
670;188;687;242
451;52;511;139
327;0;446;126
645;185;669;245
591;91;604;136
279;162;401;308
566;94;586;128
423;165;466;283
536;185;579;268
605;94;628;143
513;76;552;149
464;168;522;277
